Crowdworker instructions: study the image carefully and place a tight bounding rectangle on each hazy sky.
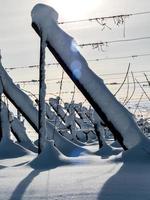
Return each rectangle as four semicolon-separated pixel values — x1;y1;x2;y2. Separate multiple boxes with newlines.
0;0;150;65
0;0;150;114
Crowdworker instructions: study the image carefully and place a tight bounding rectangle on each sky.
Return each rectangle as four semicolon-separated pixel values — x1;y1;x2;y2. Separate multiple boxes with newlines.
0;0;150;117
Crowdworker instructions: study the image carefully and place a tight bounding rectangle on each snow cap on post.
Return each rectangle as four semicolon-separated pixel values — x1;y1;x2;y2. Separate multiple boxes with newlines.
0;50;3;94
0;49;2;63
31;4;58;32
0;77;3;95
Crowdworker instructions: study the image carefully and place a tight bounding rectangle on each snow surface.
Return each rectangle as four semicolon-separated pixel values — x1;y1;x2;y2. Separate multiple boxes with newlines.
0;143;150;200
0;139;33;159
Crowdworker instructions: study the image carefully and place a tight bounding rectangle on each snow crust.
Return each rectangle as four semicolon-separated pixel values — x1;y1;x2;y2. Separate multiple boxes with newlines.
29;141;70;170
0;139;32;159
1;143;150;200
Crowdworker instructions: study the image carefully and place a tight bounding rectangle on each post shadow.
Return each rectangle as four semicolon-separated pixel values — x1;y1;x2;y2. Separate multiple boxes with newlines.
97;158;150;200
9;152;71;200
0;165;6;169
9;170;40;200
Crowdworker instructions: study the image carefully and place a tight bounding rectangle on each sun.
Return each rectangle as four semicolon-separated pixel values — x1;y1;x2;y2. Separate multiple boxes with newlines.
43;0;101;20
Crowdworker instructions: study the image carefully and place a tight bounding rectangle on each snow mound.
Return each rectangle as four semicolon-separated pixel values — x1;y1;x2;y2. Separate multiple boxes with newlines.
95;144;122;158
72;139;86;147
0;139;32;159
114;144;150;163
28;141;71;170
0;165;6;169
18;141;38;153
54;133;90;157
111;140;122;148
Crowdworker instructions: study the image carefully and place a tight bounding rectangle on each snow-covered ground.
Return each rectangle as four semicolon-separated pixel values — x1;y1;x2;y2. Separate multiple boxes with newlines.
0;142;150;200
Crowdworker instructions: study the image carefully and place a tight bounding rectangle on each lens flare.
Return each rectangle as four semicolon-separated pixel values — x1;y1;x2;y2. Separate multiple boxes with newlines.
71;60;82;79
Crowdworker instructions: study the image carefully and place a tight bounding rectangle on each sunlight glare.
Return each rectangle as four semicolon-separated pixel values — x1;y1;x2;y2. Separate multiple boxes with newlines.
44;0;102;19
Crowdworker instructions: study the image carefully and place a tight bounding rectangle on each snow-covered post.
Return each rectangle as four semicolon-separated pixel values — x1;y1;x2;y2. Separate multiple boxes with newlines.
0;83;3;141
0;102;11;143
16;84;22;121
0;53;3;141
49;98;66;121
93;111;107;149
31;4;150;151
38;33;47;154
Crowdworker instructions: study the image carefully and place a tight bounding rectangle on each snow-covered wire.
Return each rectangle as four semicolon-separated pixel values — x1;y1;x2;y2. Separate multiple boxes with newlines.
52;70;64;138
79;36;150;49
124;71;136;106
21;88;38;102
134;92;144;115
4;53;150;71
57;84;76;127
70;84;76;103
81;98;87;106
58;70;64;98
144;73;150;87
58;11;150;25
135;78;150;101
123;72;130;105
114;63;130;96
